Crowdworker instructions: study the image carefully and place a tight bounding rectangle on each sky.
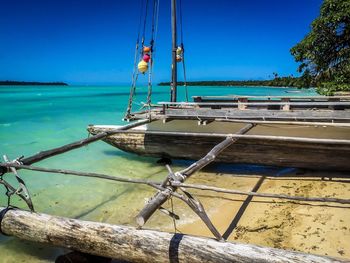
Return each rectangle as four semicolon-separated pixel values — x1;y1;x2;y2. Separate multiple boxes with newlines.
0;0;323;85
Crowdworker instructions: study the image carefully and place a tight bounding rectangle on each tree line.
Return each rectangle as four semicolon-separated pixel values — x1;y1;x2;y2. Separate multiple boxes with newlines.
158;76;310;88
0;81;68;86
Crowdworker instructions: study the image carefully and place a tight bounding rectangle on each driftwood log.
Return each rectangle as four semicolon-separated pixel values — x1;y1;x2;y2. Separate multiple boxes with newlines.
0;207;346;263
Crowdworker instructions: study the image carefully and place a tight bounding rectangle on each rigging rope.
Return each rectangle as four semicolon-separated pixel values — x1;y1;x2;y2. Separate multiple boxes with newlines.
125;0;160;119
170;197;177;233
146;0;160;107
179;0;184;46
124;0;146;119
125;0;188;118
141;0;149;46
181;43;189;102
179;0;188;102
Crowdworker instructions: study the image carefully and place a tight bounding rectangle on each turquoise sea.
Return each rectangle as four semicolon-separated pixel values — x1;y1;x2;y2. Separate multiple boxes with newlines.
0;85;317;262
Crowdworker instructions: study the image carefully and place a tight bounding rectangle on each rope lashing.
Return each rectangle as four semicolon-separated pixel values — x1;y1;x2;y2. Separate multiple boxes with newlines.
0;170;13;208
0;156;35;212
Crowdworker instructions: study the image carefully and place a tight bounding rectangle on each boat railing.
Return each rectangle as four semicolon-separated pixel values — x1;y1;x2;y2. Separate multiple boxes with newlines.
192;95;350;101
158;99;350;111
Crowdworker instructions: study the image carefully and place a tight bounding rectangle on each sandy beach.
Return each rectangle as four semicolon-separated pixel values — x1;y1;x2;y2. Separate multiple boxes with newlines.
145;167;350;260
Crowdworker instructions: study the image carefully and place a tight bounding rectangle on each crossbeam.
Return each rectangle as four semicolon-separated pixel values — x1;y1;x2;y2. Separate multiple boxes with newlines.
135;124;255;232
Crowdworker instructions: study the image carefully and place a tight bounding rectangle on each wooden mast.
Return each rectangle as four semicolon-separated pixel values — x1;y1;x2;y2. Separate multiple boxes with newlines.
170;0;177;102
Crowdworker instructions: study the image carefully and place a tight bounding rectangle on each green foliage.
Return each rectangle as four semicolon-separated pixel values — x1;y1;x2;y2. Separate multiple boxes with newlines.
290;0;350;94
316;72;350;95
158;75;311;88
317;82;350;95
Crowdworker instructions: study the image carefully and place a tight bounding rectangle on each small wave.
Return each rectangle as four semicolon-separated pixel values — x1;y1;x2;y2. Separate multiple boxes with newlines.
0;123;11;127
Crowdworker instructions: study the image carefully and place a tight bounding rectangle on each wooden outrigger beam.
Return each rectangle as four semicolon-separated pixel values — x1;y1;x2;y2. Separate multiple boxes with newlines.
0;119;150;174
135;124;255;231
0;207;345;263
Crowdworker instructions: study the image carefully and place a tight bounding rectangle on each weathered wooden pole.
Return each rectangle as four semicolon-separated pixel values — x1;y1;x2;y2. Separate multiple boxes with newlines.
136;123;255;227
0;208;345;263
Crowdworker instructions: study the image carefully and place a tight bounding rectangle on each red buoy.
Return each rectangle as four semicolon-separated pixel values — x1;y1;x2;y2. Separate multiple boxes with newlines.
143;54;151;63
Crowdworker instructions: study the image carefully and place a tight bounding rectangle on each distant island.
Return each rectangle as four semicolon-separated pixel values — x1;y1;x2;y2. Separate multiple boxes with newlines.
158;76;311;88
0;81;68;86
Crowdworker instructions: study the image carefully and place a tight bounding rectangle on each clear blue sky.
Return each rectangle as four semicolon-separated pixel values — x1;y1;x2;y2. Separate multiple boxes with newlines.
0;0;322;85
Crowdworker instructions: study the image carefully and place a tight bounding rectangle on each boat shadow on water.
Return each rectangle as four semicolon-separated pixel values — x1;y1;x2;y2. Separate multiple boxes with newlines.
104;149;350;181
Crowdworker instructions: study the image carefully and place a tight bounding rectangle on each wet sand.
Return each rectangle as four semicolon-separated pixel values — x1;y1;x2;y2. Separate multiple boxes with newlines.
151;168;350;260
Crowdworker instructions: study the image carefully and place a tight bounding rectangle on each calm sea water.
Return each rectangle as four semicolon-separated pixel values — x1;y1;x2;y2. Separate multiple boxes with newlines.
0;85;317;262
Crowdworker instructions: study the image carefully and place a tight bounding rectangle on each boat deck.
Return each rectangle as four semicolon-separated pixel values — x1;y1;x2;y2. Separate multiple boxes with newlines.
126;95;350;123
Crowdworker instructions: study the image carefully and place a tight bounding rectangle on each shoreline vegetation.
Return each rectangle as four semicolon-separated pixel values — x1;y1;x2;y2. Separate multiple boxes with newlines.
158;77;309;88
0;79;310;88
0;80;68;86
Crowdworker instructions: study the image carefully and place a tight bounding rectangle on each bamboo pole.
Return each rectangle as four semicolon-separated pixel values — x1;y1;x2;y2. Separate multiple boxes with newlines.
0;119;150;175
135;124;255;228
0;207;345;263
